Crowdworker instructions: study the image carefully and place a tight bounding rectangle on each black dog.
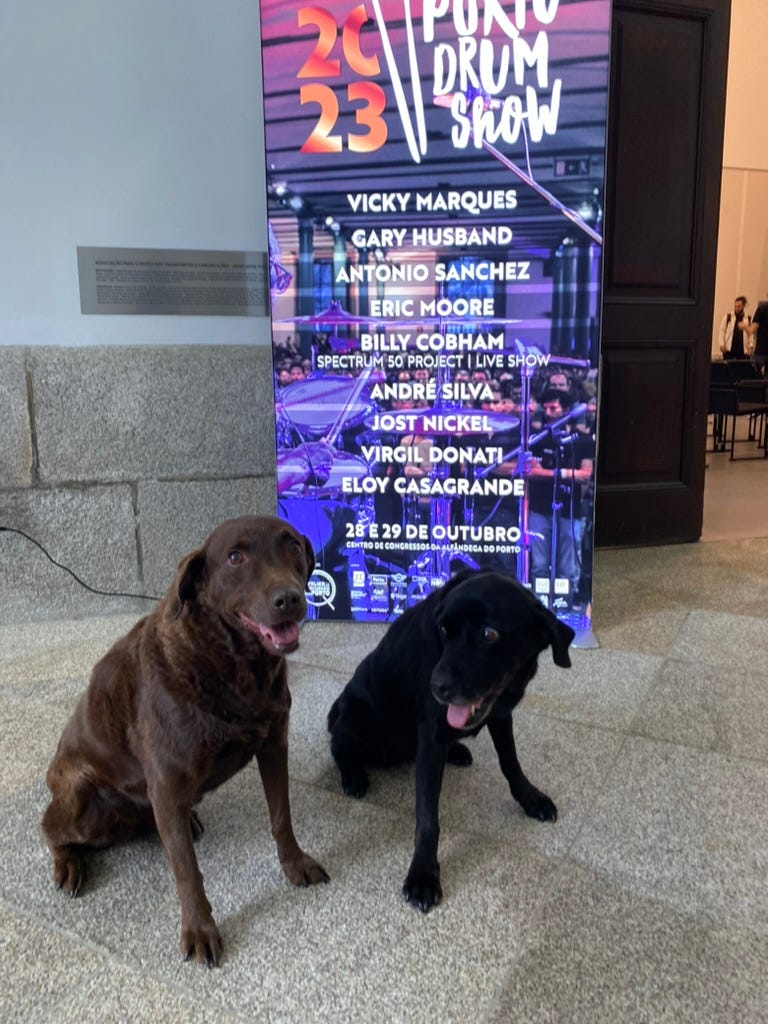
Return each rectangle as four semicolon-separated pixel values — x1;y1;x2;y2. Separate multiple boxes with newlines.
327;570;574;912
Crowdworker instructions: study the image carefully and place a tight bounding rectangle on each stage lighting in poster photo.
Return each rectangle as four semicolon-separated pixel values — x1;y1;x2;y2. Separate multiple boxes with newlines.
259;0;610;643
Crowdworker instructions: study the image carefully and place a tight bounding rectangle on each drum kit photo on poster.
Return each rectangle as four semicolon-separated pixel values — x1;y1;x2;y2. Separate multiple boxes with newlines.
273;302;596;633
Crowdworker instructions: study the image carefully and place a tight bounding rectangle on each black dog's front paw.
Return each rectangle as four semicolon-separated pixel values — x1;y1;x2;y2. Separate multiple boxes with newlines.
402;865;442;913
340;764;369;799
446;741;473;767
521;790;558;822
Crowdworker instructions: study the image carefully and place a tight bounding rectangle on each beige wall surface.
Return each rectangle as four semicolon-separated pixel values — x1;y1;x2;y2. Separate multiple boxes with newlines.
713;0;768;354
722;0;768;171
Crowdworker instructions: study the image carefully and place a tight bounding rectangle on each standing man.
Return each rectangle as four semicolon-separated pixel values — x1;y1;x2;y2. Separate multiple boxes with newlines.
718;296;752;360
747;293;768;374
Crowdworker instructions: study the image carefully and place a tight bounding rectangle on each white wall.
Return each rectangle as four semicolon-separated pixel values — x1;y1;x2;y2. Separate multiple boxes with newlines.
0;0;269;345
712;0;768;355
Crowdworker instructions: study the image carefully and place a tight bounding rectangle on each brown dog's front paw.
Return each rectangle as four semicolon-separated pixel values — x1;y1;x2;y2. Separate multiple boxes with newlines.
53;852;85;898
283;853;330;887
180;917;223;967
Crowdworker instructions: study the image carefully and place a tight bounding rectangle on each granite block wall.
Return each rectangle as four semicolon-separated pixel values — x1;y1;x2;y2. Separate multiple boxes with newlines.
0;345;276;623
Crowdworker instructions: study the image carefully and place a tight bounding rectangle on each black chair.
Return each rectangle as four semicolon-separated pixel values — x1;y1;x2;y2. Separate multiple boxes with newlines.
727;360;768;400
707;385;768;460
710;360;731;384
728;359;764;381
709;362;730;449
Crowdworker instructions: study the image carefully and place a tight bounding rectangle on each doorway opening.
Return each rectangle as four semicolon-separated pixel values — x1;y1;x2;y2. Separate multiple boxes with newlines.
702;407;768;541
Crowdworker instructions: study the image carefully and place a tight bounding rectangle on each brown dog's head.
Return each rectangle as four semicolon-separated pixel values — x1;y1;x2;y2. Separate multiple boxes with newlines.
171;515;315;656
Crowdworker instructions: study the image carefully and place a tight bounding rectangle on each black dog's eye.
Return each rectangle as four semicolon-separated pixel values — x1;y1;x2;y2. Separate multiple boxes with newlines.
482;626;500;643
227;550;243;565
439;624;448;639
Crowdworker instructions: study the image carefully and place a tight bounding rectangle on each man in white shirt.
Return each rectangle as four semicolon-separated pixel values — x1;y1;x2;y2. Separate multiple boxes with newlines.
718;295;752;360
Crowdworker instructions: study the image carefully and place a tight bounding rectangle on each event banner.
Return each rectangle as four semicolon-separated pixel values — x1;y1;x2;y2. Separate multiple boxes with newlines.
259;0;610;638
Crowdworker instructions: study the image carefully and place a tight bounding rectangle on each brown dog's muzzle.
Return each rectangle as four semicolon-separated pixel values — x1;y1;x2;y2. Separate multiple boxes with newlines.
237;574;308;655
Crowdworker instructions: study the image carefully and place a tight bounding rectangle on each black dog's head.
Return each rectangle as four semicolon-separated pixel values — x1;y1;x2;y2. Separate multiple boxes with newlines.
430;571;575;731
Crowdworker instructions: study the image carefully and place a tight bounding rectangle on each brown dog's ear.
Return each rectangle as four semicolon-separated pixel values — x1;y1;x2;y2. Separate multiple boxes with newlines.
172;549;206;618
302;534;316;583
536;604;575;667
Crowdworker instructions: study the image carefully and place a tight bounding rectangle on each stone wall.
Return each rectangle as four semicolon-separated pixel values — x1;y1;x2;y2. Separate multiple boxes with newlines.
0;345;276;623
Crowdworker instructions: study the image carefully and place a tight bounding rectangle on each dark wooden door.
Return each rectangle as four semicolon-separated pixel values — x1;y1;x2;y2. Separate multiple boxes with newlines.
595;0;731;546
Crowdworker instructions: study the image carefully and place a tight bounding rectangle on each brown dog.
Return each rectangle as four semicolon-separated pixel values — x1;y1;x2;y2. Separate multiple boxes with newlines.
41;515;328;966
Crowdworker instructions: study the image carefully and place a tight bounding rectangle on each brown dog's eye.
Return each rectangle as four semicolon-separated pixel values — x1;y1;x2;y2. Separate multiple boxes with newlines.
227;550;243;565
482;627;500;643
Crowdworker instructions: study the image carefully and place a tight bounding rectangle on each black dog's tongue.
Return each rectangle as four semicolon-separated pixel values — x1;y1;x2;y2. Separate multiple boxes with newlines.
447;704;472;729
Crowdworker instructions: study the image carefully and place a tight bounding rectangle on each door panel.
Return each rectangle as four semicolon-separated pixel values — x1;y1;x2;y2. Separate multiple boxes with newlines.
596;0;731;546
600;344;692;481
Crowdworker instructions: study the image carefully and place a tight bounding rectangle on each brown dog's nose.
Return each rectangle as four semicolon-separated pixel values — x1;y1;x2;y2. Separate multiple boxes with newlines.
272;587;303;616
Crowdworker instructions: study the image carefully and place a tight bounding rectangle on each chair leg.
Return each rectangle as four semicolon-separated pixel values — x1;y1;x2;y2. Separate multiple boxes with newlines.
715;413;725;451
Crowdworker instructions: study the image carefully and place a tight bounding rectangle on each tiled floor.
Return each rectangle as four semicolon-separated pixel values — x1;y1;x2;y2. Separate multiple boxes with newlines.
2;535;768;1022
702;415;768;541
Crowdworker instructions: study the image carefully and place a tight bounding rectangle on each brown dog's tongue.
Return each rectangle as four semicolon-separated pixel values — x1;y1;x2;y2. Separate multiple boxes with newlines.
447;704;471;730
238;613;300;650
260;621;300;648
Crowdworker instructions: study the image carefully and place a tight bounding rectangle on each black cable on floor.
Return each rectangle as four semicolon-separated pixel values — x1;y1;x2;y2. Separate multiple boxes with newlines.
0;526;160;602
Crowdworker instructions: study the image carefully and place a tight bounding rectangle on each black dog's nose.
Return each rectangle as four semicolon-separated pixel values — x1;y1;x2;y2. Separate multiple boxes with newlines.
272;587;303;614
431;676;452;702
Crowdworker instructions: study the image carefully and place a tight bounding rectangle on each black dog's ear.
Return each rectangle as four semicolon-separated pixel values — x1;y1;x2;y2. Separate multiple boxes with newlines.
302;533;316;583
172;549;206;618
535;604;575;667
433;569;505;629
434;569;479;611
433;570;475;629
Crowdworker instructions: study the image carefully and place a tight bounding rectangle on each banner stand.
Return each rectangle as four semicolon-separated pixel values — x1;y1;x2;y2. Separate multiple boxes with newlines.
259;0;610;647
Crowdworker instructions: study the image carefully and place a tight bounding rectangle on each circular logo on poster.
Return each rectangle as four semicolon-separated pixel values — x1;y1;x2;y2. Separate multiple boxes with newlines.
306;569;336;611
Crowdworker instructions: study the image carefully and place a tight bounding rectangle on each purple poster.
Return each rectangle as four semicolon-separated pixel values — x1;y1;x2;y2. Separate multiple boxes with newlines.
259;0;609;641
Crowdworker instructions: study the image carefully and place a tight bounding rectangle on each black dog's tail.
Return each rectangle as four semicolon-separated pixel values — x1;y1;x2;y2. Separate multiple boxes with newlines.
327;695;342;733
